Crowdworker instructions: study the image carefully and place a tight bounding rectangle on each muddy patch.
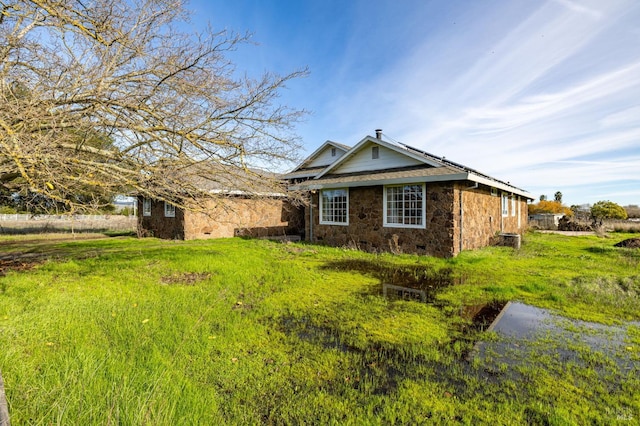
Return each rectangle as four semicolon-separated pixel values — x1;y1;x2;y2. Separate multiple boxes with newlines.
0;254;44;276
614;238;640;249
276;314;436;395
160;272;211;285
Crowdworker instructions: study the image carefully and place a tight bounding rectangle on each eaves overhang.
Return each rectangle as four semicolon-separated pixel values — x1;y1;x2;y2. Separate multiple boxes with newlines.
466;173;534;200
289;171;533;200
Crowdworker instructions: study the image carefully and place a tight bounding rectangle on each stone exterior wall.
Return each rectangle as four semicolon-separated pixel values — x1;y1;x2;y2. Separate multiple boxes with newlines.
454;184;528;253
183;197;303;240
307;183;457;257
304;182;529;257
138;197;185;239
138;196;304;240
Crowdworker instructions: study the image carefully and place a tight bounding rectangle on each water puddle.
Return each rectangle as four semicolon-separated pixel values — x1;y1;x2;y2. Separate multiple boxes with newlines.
473;302;640;377
321;259;463;302
295;258;639;397
460;300;508;332
275;301;639;398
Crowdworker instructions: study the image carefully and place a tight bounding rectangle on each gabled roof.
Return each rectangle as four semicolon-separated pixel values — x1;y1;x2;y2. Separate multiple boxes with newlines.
290;133;534;200
315;136;441;179
283;140;350;179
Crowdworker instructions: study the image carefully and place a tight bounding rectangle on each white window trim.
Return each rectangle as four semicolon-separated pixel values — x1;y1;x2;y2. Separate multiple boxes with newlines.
511;195;516;217
383;183;426;229
142;198;152;217
164;202;176;218
517;196;522;227
319;188;349;226
501;193;509;217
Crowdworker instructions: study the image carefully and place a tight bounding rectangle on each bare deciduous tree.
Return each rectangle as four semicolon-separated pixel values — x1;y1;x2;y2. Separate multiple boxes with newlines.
0;0;306;212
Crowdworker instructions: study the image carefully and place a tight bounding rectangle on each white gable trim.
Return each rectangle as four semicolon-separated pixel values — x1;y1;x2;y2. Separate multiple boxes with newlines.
290;140;350;172
315;136;442;179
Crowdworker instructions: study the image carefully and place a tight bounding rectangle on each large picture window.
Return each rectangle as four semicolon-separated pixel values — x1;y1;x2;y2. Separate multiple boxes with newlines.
384;184;425;228
320;189;348;225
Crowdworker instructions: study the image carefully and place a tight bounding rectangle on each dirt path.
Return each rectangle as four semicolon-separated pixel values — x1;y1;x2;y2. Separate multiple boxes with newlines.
536;230;596;236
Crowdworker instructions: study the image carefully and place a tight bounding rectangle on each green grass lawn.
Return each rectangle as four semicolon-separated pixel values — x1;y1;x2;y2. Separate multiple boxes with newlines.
0;232;638;424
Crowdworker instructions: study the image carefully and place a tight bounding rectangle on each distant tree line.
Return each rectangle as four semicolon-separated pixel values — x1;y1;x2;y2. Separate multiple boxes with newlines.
530;192;632;222
530;191;571;216
625;205;640;218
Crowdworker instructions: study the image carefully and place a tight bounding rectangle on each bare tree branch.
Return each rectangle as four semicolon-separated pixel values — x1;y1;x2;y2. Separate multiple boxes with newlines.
0;0;307;212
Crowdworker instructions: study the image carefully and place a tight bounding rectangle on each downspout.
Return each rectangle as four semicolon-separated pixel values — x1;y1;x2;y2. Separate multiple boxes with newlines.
459;190;463;254
309;191;315;242
460;182;479;254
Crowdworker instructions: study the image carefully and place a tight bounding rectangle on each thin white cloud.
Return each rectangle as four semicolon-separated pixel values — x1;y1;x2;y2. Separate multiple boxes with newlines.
552;0;603;20
462;61;640;134
333;0;639;204
600;106;640;129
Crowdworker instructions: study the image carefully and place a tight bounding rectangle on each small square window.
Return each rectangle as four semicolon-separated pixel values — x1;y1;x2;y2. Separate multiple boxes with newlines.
164;202;176;218
372;146;379;159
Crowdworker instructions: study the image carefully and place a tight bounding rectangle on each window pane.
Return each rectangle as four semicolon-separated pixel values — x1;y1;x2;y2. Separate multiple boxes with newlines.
321;189;348;224
385;184;424;227
386;186;402;224
502;194;509;216
143;198;152;216
164;202;175;218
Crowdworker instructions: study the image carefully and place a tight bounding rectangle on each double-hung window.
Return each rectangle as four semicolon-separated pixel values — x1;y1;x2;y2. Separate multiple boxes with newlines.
501;193;509;217
164;202;176;218
320;189;348;225
142;198;152;216
384;184;425;228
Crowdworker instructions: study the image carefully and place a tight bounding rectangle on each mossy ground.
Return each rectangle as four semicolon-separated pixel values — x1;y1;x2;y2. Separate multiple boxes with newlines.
0;232;638;424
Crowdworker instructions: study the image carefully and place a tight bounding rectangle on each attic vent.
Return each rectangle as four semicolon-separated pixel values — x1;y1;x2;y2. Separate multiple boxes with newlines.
372;146;379;159
331;147;336;157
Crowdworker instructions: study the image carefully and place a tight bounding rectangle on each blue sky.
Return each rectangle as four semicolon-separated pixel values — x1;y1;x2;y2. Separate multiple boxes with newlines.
190;0;640;206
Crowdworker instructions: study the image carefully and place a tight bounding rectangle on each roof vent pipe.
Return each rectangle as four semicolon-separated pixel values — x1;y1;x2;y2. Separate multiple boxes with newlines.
375;129;382;139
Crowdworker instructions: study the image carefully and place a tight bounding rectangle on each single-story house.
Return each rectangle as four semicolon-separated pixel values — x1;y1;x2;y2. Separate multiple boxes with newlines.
137;167;304;240
286;131;534;257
